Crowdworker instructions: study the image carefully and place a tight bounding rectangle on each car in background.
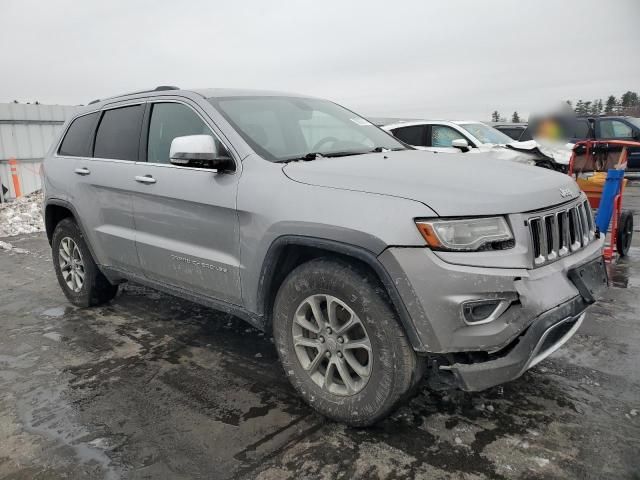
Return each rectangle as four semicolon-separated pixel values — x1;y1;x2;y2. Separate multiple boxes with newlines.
380;120;517;153
379;119;565;168
492;123;532;141
571;116;640;174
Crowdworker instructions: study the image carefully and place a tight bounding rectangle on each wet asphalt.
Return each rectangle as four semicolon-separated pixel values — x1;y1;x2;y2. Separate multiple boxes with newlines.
1;186;640;480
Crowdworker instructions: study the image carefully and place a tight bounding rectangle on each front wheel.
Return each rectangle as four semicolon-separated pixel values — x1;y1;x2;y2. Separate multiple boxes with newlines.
272;258;423;426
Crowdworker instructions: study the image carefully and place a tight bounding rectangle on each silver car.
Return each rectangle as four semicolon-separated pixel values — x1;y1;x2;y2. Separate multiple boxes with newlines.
42;87;607;426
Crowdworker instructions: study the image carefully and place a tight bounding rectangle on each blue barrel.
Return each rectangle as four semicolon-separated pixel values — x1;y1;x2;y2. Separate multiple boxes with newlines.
595;169;625;234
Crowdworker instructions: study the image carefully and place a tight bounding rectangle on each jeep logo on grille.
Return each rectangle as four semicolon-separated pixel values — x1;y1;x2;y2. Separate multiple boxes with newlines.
559;188;574;198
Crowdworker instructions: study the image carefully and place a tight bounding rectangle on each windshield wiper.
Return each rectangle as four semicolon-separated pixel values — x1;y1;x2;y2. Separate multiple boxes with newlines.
278;147;407;163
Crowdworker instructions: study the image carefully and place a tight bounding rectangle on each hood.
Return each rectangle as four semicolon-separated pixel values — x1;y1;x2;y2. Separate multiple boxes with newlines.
474;144;539;165
282;150;581;216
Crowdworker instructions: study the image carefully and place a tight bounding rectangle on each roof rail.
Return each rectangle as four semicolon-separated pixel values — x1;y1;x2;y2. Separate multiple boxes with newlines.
87;85;180;106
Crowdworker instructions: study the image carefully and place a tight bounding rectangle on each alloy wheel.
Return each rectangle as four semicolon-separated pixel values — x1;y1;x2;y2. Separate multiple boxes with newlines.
292;294;373;396
58;237;85;293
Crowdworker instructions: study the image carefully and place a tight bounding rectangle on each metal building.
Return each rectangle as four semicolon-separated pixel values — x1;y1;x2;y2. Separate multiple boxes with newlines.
0;102;78;201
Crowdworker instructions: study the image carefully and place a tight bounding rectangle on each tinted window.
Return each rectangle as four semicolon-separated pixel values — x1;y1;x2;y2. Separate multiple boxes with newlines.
58;112;99;157
392;126;426;146
600;120;633;139
496;128;523;140
574;120;591;139
94;105;144;161
431;125;465;147
147;103;229;164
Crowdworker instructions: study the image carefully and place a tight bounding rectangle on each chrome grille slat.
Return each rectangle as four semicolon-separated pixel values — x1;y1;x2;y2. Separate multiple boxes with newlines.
528;198;595;267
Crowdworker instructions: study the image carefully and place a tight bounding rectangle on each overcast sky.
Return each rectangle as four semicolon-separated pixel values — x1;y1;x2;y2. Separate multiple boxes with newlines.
1;0;639;121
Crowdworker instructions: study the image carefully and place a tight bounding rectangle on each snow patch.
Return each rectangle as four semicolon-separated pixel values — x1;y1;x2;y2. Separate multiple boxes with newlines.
0;191;45;237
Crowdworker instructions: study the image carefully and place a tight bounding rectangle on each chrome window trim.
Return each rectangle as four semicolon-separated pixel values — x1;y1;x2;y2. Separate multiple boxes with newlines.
54;98;239;174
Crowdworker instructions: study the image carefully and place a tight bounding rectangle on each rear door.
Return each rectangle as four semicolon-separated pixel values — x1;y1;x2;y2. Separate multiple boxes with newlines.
131;100;242;304
70;103;144;273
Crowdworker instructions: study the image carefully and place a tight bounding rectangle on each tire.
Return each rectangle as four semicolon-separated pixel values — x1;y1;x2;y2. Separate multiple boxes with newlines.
272;258;423;426
616;210;633;257
52;218;118;307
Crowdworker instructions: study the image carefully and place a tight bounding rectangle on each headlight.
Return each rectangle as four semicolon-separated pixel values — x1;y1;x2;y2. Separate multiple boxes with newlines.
415;217;513;251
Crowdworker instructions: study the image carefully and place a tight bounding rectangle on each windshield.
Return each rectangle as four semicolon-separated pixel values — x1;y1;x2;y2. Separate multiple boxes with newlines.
458;122;514;145
209;96;407;161
627;117;640;129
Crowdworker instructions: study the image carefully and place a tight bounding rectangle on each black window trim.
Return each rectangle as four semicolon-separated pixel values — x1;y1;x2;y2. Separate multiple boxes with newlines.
55;110;101;158
142;98;238;172
91;101;146;163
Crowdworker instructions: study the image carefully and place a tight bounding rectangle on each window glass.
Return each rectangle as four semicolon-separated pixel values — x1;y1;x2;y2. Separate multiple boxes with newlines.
496;128;522;140
574;120;591;139
457;123;513;144
58;112;99;157
600;120;633;139
147;103;229;164
210;96;406;162
94;105;144;161
392;126;426;146
431;125;465;147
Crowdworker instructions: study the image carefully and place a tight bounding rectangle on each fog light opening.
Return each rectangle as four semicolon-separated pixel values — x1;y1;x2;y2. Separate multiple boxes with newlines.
462;299;512;325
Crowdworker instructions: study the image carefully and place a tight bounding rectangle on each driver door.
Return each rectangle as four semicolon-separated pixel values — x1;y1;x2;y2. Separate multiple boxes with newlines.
131;100;242;305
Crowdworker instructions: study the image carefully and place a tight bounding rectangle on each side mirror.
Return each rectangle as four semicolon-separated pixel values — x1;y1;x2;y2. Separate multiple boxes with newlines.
169;135;232;171
452;138;470;152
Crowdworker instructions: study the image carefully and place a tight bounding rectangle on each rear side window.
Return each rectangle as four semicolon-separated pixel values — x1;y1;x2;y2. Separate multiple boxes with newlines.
496;127;522;140
574;120;591;139
94;105;144;161
58;112;99;157
392;125;426;146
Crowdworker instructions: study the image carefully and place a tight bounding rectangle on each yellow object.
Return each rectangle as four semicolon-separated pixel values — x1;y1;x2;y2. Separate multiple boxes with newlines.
576;172;627;209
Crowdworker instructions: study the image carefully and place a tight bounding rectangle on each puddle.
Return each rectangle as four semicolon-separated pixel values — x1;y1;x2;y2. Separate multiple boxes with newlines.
42;306;70;318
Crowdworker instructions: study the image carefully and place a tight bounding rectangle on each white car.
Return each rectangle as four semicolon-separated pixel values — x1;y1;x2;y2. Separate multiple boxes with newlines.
381;120;516;152
381;120;571;170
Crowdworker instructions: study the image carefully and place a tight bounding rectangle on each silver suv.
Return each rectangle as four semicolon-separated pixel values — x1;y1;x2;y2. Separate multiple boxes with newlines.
43;87;607;426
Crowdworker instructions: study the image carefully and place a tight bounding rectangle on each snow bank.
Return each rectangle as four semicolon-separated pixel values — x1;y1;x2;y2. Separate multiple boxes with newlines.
0;191;45;237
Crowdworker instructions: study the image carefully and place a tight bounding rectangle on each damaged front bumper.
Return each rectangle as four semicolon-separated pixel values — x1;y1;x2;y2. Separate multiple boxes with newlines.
378;238;606;391
443;295;587;391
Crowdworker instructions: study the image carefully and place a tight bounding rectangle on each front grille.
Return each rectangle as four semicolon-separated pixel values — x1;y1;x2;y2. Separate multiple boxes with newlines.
528;198;595;266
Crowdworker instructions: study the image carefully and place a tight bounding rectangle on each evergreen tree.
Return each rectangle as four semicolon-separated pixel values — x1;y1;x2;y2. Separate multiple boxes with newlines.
621;91;639;108
491;110;501;122
574;100;585;115
594;99;603;115
512;111;521;123
605;95;617;114
583;101;592;115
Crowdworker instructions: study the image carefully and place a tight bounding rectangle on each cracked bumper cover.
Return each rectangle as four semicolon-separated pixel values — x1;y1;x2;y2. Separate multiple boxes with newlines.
445;296;587;391
378;239;604;391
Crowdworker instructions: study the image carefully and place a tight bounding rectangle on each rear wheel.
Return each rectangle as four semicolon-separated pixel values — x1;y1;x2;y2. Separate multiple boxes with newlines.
272;258;423;426
52;218;118;307
616;210;633;257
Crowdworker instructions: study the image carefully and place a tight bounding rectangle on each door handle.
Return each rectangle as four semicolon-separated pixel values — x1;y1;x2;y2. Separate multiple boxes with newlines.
135;175;157;184
74;167;90;176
